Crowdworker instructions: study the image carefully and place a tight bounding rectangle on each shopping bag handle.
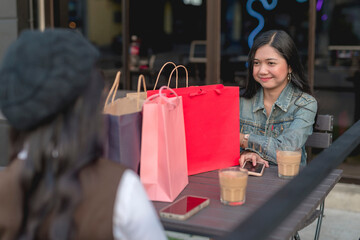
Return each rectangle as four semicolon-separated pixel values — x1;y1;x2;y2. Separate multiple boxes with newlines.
137;74;147;93
168;65;189;88
137;74;147;110
153;62;178;90
104;71;121;109
145;86;180;109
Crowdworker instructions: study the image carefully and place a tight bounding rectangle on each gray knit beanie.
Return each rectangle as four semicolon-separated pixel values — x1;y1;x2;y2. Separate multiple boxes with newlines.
0;28;100;130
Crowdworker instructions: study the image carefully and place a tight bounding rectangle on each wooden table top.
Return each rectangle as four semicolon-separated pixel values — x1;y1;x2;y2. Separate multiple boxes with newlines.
152;166;342;239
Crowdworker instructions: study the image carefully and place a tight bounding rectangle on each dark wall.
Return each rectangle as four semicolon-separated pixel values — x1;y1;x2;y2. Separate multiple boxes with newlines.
129;0;206;55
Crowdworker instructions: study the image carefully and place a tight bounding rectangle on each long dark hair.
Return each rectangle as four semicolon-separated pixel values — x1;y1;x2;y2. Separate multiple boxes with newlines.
10;68;105;240
242;30;312;99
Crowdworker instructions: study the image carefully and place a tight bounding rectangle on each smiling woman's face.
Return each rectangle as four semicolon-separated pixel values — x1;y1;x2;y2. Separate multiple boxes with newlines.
253;44;291;94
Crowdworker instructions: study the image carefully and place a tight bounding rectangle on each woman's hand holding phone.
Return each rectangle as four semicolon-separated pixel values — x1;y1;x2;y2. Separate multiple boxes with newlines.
239;151;269;168
242;160;265;176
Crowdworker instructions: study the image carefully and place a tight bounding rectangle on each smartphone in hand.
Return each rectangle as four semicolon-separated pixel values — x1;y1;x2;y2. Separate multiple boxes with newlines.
159;195;210;221
242;160;265;176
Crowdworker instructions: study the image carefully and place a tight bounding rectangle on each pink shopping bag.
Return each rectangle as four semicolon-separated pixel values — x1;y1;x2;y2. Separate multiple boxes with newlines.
140;86;188;202
147;65;240;175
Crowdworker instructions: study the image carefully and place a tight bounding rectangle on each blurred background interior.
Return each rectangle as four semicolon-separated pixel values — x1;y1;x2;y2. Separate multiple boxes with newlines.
1;0;359;182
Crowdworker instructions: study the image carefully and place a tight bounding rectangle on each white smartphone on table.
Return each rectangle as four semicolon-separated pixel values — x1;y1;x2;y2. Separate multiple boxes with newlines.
159;195;210;221
242;160;265;176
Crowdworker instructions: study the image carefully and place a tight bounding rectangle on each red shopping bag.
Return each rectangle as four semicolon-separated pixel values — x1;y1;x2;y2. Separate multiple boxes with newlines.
147;66;240;175
140;86;188;202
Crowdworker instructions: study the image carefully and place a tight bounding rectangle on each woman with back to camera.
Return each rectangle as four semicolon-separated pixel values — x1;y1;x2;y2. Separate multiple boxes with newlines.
0;29;166;240
239;30;317;168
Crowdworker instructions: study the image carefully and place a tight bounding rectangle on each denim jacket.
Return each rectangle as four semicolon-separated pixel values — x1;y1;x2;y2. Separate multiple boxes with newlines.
240;82;317;165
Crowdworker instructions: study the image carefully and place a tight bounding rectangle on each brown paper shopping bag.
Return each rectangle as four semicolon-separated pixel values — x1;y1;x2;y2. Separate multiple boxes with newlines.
103;72;145;173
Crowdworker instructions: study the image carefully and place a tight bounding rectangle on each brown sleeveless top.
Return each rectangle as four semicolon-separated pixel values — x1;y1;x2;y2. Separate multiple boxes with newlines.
0;158;126;239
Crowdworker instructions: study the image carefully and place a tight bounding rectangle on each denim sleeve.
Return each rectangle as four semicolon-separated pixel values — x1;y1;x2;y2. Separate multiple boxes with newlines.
247;100;317;163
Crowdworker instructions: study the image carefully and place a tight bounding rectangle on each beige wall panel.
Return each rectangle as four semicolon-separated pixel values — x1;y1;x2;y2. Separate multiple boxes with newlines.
87;0;121;46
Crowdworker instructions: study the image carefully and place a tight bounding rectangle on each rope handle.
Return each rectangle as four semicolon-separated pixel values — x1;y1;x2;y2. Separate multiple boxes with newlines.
152;61;178;90
167;65;189;88
104;71;121;109
137;74;147;93
136;74;147;110
145;86;180;108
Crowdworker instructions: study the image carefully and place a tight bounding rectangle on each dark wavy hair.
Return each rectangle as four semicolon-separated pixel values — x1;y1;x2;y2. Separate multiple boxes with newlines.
9;68;105;240
242;30;312;99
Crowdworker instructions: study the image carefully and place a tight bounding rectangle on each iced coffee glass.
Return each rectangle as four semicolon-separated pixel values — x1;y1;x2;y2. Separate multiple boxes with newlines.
276;148;302;179
219;167;248;206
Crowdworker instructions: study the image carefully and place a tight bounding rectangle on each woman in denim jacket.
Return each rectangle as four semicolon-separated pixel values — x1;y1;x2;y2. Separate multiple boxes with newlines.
239;30;317;167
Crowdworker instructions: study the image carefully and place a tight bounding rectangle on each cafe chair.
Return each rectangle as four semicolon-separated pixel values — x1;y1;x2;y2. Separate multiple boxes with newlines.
293;114;334;240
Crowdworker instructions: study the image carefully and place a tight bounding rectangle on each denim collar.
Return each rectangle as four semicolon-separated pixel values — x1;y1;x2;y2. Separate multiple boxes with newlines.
253;82;295;113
